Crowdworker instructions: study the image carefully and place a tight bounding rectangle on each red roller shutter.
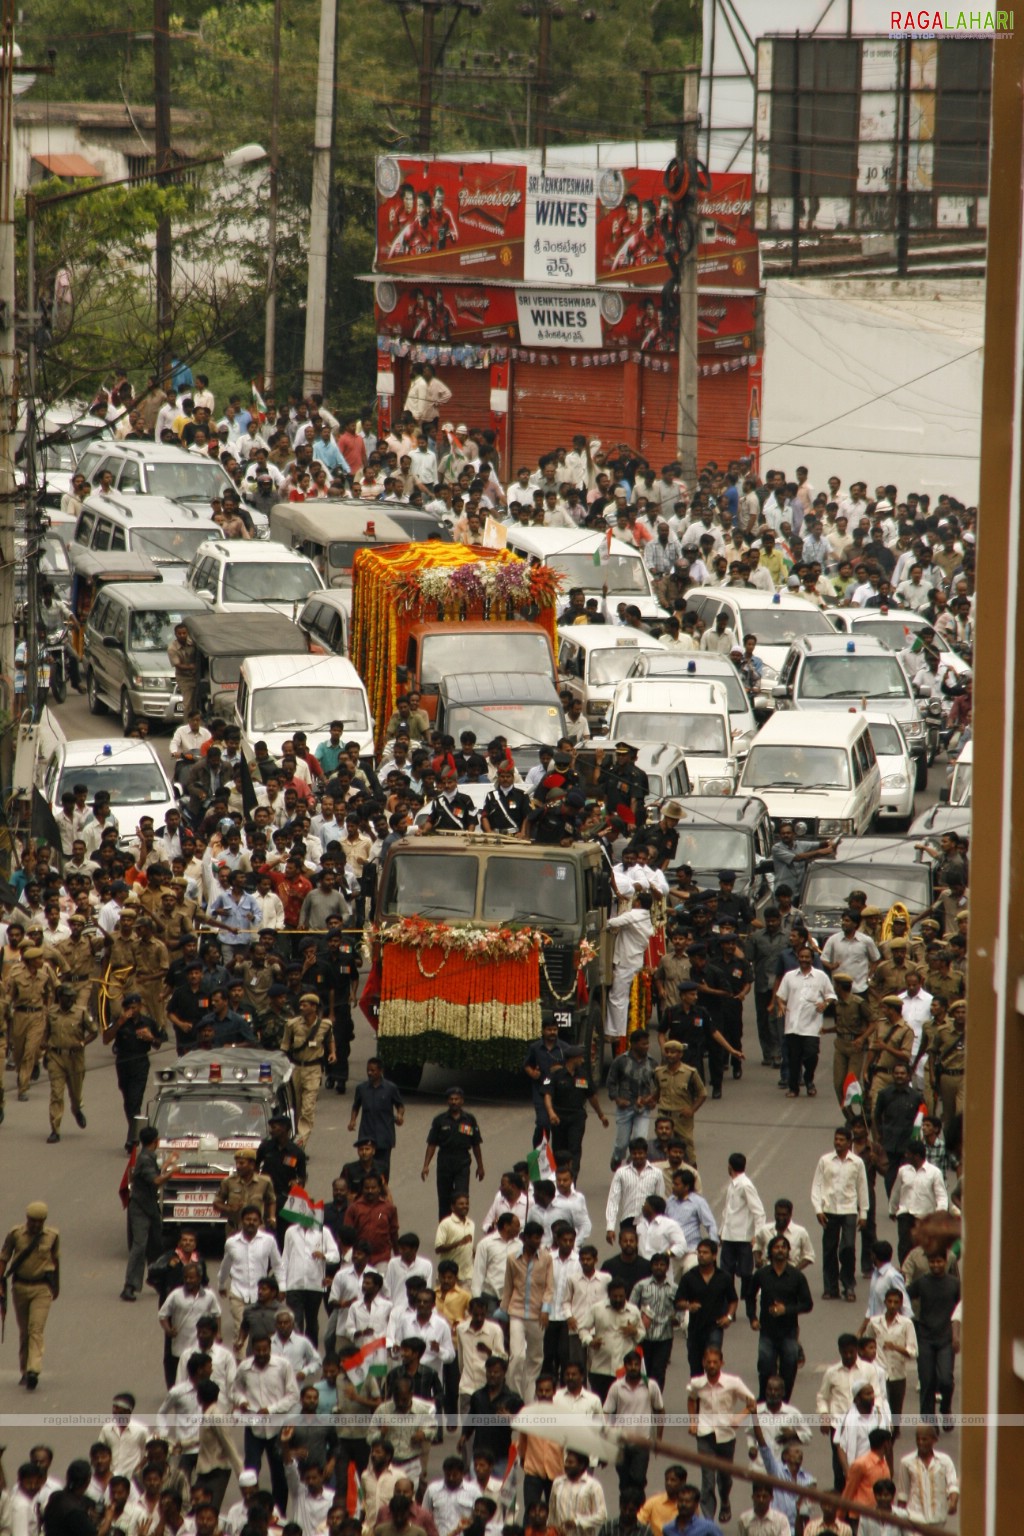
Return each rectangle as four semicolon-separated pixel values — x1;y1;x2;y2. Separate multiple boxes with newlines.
392;361;493;434
698;368;751;467
640;366;677;467
510;358;628;470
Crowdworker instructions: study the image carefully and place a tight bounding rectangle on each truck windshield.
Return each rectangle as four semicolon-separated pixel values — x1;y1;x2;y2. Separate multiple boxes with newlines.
153;1096;269;1139
482;857;578;925
420;631;552;688
613;710;728;755
383;854;478;918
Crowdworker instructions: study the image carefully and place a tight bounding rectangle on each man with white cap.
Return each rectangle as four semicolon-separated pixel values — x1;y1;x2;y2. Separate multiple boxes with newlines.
221;1468;260;1535
0;1200;60;1389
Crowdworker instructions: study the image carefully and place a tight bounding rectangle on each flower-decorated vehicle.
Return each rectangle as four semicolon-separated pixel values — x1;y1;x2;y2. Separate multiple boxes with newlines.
349;542;561;752
360;835;611;1090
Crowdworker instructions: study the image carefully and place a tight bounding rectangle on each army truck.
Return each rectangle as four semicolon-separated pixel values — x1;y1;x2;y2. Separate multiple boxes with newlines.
361;834;611;1090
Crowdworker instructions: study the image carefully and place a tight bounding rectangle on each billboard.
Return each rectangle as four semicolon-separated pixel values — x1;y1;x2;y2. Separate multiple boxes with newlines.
375;281;517;342
516;290;603;347
375;157;526;278
376;158;760;293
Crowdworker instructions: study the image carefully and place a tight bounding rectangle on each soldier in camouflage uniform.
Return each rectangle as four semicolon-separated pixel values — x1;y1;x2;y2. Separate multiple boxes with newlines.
257;982;292;1053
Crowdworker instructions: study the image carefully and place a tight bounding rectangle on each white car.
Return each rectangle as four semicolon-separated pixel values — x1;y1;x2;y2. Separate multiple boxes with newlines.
45;737;177;842
863;711;916;829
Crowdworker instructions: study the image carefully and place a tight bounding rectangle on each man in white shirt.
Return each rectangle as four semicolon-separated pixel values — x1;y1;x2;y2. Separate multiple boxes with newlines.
98;1396;150;1478
549;1451;607;1535
605;1139;665;1241
687;1345;757;1523
895;1424;959;1524
217;1208;284;1353
775;943;836;1098
820;912;880;997
170;712;212;762
719;1154;766;1299
811;1126;869;1301
471;1212;522;1310
550;1165;592;1249
271;1308;321;1383
887;1142;948;1262
604;892;655;1040
232;1335;299;1514
752;1200;816;1271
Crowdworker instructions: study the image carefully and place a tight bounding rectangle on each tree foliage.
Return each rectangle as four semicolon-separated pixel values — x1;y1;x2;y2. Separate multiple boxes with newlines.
18;0;701;405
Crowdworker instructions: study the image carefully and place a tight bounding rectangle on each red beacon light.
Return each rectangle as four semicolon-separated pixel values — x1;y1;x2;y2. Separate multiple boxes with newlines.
208;1062;222;1082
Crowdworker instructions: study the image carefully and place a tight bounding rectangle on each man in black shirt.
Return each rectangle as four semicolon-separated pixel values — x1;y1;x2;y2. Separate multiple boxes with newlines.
745;1234;814;1400
715;871;754;928
342;1138;391;1196
319;926;361;1092
675;1238;738;1376
426;769;478;831
166;963;209;1054
102;992;167;1152
44;1460;115;1536
482;766;530;835
422;1087;484;1218
686;945;732;1097
601;1222;653;1299
524;1020;568;1145
907;1252;960;1424
542;1042;608;1178
461;1354;524;1465
660;982;736;1089
256;1112;307;1236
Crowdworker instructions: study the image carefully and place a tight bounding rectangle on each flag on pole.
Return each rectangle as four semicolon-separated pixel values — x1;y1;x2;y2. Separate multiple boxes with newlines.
251;379;268;420
592;526;614;567
615;1345;647;1381
342;1336;389;1390
912;1100;928;1135
346;1460;361;1517
279;1186;324;1229
841;1074;864;1116
526;1133;557;1184
501;1443;518;1486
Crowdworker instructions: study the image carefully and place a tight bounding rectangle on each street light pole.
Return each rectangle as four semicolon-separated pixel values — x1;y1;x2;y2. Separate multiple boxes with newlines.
153;0;173;383
0;0;17;780
264;0;282;393
302;0;339;397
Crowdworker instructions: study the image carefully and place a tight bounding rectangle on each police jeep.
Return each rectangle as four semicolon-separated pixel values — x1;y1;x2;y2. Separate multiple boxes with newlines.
119;1049;299;1240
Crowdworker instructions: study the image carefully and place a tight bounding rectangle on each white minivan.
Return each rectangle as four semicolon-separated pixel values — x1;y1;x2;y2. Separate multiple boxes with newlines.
235;655;374;761
557;626;665;728
606;678;736;795
505;526;667;622
737;708;881;836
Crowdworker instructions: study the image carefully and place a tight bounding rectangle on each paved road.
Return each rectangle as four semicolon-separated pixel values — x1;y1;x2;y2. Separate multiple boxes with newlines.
0;696;955;1519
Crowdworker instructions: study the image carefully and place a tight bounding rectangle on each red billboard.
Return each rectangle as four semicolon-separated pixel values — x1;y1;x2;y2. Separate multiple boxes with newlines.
375;157;526;279
594;168;675;285
696;173;760;291
375;282;518;342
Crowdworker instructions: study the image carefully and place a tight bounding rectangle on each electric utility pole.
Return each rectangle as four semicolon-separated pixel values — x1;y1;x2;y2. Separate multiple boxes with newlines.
302;0;338;396
675;65;699;486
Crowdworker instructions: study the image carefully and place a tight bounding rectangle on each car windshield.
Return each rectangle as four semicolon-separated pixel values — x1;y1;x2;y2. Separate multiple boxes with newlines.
144;461;232;499
802;866;930;913
740;607;834;644
57;762;169;804
327;542;367;570
153;1096;269;1140
132;526;212;565
383;854;478;918
223;562;319;603
589;647;659;685
40;536;71;577
129;610;194;652
852;618;921;648
614;710;728;755
551;552;651;595
635;659;748;714
742;743;851;790
447;702;562;750
800;656;909;700
420;632;552;688
868;722;904;757
482;857;578;925
251;686;368;733
949;759;972;806
388;512;453;542
671;826;752;874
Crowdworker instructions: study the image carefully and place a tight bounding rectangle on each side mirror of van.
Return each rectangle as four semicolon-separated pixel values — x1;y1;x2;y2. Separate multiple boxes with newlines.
771;684;789;700
102;634;122;651
753;696;772;720
938;786;950;804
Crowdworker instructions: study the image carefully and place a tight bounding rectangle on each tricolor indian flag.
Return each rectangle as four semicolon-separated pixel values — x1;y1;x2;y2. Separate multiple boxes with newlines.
526;1133;557;1183
912;1100;929;1135
280;1185;324;1229
841;1073;864;1116
251;380;268;420
593;526;614;566
343;1336;389;1390
615;1345;647;1381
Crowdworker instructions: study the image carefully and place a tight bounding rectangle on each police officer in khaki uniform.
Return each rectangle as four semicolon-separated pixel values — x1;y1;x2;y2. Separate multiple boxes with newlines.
867;937;914;1017
132;915;171;1029
280;993;335;1144
153;887;194;956
823;972;871;1110
933;1000;966;1130
7;948;55;1100
878;915;925;967
926;947;965;1007
44;982;97;1141
105;907;139;1011
0;1200;60;1388
213;1147;277;1233
862;995;915;1112
54;912;100;1012
167;622;199;718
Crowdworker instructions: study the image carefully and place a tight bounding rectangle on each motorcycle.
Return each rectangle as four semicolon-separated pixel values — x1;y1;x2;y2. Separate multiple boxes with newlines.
922;697;946;766
45;624;70;704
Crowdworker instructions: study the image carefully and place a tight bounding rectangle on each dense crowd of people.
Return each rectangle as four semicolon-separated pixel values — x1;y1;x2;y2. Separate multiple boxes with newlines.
1;372;975;1536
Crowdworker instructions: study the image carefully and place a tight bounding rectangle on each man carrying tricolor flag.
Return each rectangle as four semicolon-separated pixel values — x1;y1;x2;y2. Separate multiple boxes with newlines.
841;1072;864;1120
525;1133;557;1186
592;526;614;568
279;1186;340;1346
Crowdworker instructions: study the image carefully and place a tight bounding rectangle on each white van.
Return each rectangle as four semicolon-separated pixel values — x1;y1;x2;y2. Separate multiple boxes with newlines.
505;526;667;621
946;739;972;808
737;708;881;835
607;678;736;795
187;539;324;617
557;626;665;728
236;655;374;761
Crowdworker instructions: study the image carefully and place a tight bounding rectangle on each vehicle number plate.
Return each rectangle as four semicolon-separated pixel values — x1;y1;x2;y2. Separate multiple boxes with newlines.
553;1011;572;1026
172;1204;217;1219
